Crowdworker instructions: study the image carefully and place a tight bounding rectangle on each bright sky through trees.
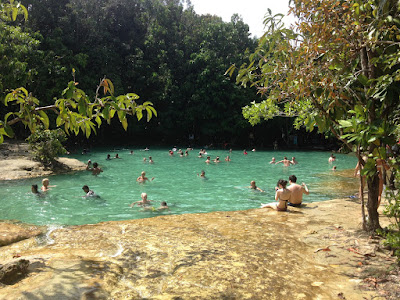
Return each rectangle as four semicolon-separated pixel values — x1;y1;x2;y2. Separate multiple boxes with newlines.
188;0;296;37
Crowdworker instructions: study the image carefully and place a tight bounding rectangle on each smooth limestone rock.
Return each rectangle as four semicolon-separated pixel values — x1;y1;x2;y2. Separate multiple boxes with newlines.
0;223;43;247
0;199;385;299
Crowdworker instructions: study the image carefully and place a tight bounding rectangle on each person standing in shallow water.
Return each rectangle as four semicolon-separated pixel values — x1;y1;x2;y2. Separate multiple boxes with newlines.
136;171;154;183
86;161;103;175
276;157;292;167
287;175;309;207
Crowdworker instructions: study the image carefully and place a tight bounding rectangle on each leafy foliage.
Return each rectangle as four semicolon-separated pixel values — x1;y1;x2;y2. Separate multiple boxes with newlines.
0;0;40;96
26;125;67;166
1;77;157;143
382;176;400;258
231;0;400;231
19;0;257;144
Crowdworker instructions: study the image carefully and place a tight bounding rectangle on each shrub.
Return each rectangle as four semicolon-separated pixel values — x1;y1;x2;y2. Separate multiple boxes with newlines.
382;167;400;259
26;126;67;166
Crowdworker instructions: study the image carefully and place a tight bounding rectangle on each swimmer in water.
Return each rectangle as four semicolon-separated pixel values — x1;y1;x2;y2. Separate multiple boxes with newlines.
149;156;154;163
225;156;231;161
205;156;211;164
82;185;99;197
197;170;206;178
275;157;292;167
136;171;154;183
158;201;169;210
41;178;56;192
130;192;151;207
86;161;103;175
31;184;40;194
249;180;265;192
269;157;276;164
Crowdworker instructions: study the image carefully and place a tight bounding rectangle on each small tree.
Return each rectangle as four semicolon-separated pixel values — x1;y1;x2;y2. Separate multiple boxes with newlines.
229;0;400;231
26;126;67;167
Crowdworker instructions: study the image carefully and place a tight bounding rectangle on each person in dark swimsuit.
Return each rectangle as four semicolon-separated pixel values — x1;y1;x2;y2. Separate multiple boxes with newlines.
261;179;291;211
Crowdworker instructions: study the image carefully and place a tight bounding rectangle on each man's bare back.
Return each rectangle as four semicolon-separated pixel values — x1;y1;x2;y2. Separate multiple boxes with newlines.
287;175;309;205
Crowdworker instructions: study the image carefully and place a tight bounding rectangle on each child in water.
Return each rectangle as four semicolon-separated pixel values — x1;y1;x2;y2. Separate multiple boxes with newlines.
41;178;56;192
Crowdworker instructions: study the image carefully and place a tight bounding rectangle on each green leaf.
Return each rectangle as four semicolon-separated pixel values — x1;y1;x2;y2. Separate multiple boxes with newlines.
78;99;86;115
121;118;128;131
37;111;49;129
56;115;63;127
136;109;143;121
357;74;369;86
146;107;152;122
12;7;18;21
95;116;102;127
338;120;352;127
4;124;14;138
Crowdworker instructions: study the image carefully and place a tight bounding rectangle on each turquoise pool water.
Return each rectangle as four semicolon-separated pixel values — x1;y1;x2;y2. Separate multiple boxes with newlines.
0;148;358;226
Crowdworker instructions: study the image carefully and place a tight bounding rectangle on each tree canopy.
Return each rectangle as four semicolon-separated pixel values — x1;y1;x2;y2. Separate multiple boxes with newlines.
0;0;259;146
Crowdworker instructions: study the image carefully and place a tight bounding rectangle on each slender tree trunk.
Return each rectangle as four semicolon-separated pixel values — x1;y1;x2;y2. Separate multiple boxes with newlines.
366;173;381;231
357;150;367;230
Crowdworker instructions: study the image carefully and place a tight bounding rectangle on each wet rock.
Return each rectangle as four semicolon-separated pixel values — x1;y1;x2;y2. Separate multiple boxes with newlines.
0;223;43;246
0;259;30;285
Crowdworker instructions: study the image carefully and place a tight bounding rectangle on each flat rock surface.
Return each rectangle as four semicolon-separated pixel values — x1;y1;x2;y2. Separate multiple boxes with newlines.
0;141;86;180
0;199;396;299
0;223;43;247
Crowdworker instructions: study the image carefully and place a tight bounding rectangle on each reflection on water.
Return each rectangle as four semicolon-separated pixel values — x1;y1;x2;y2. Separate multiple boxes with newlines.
0;149;358;225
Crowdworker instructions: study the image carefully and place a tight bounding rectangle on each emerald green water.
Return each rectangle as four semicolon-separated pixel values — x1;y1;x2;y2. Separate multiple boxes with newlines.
0;149;358;226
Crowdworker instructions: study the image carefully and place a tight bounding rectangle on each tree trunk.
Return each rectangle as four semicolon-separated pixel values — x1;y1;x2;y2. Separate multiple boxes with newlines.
366;173;381;231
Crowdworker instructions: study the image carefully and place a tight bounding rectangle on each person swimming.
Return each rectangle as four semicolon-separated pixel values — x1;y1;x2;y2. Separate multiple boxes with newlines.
158;201;169;210
82;185;99;198
197;170;206;178
31;184;40;194
130;192;151;207
41;178;56;192
249;180;265;192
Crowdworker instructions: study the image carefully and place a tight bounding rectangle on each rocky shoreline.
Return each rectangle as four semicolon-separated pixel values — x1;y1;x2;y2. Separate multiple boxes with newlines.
0;141;86;180
0;141;399;299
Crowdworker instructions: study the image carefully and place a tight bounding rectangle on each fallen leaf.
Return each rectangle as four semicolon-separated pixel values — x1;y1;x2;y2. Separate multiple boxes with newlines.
315;247;331;253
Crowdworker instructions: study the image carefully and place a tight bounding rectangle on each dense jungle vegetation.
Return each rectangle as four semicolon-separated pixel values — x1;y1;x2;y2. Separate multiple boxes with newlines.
0;0;292;148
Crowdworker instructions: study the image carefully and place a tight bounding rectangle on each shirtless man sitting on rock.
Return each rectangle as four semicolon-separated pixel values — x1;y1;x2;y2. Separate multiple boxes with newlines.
287;175;309;207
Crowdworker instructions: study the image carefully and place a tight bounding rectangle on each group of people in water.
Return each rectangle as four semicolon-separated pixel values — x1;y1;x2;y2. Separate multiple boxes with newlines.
30;148;321;213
